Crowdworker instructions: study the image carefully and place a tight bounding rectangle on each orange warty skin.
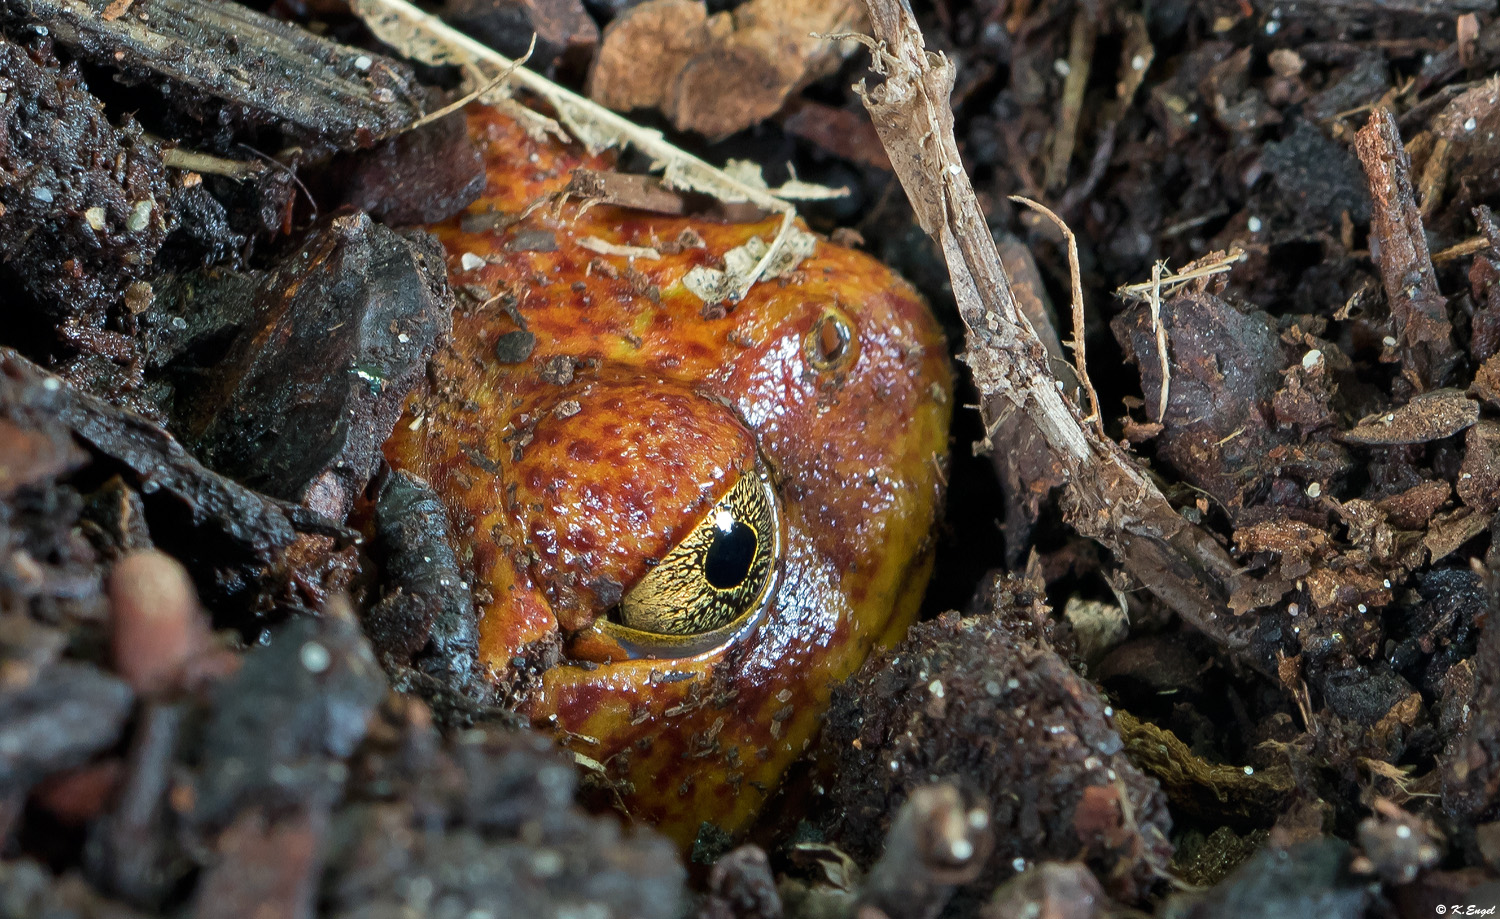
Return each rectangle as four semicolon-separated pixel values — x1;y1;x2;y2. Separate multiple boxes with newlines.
383;105;953;845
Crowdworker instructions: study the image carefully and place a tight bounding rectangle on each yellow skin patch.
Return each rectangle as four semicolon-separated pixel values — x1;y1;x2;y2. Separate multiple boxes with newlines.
383;105;953;845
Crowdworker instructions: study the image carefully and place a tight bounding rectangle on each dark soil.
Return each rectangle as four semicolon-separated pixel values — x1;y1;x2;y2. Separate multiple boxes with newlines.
5;0;1500;916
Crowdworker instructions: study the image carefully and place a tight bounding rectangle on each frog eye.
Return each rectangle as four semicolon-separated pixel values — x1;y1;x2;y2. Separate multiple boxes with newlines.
605;460;781;652
805;306;858;372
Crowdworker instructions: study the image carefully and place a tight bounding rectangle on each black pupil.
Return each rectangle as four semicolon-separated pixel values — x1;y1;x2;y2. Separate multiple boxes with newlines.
704;520;757;589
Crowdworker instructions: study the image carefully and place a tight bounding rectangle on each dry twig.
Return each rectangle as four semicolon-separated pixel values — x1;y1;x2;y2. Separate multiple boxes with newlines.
1432;235;1490;263
1114;248;1246;302
1355;109;1460;391
852;0;1260;673
1149;260;1169;423
403;36;536;134
1044;9;1096;192
158;146;267;181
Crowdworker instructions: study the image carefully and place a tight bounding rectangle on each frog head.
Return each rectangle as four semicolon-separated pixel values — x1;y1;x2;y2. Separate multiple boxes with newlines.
384;105;953;845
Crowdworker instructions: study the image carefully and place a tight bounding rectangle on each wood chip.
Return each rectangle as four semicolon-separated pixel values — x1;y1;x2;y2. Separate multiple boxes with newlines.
1424;507;1492;561
565;169;688;216
1458;420;1500;513
1376;479;1451;530
1355;109;1460;390
1339;388;1479;444
586;0;721;114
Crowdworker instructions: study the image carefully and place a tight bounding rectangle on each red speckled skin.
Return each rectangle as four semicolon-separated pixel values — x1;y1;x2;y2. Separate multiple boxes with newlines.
383;105;952;845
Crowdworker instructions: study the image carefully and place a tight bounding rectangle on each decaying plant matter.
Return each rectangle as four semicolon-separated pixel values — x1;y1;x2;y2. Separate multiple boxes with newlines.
851;0;1258;673
10;0;1500;915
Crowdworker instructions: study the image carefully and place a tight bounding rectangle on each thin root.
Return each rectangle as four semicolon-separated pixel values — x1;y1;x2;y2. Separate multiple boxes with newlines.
1009;195;1103;436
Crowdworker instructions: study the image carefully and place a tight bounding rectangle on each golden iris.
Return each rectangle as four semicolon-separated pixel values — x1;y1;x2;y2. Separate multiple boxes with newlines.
605;461;780;654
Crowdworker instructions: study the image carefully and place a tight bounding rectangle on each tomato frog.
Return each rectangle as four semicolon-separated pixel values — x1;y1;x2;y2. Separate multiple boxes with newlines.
381;105;952;846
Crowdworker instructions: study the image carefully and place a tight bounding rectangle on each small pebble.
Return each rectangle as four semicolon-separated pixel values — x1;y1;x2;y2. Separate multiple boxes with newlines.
126;199;153;233
495;330;537;363
109;549;209;695
300;641;332;674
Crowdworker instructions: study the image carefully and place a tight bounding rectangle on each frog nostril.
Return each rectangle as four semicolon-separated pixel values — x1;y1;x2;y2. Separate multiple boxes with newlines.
806;307;856;371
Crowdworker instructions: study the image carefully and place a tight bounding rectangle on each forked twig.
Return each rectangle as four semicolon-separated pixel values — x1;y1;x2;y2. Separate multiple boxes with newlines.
1115;248;1245;301
403;35;536;134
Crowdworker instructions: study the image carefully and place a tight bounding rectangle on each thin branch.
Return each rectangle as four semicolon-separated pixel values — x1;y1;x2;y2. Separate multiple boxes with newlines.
1432;235;1489;263
403;35;535;134
157;144;267;181
1045;10;1096;192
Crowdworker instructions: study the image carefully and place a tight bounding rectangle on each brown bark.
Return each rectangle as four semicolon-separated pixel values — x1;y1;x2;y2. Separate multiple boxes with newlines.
1355;108;1460;392
6;0;423;148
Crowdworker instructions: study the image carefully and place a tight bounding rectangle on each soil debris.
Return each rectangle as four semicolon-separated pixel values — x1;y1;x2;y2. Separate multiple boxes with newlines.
0;35;170;345
817;578;1173;906
9;0;1500;914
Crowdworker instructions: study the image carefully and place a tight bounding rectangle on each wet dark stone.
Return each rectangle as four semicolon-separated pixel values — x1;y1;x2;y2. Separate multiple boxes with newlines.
193;614;385;828
170;216;453;521
1161;839;1369;919
340;111;486;226
367;470;480;697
